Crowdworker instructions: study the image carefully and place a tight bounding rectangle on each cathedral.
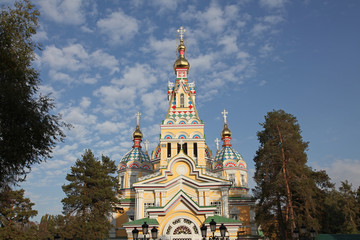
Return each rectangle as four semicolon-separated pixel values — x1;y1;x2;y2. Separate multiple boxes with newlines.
110;27;258;240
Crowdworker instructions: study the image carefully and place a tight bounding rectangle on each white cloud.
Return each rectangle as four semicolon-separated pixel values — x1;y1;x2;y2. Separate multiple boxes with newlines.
151;0;179;13
95;121;127;135
90;50;120;74
94;85;136;110
80;97;91;109
259;0;287;9
259;43;274;58
49;70;73;84
41;44;119;82
190;54;215;73
37;0;85;25
218;35;238;54
320;159;360;188
251;23;270;36
263;15;284;25
141;89;168;117
111;64;157;91
97;9;139;44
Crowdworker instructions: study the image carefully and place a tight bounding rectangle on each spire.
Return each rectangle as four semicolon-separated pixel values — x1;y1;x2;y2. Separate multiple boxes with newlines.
221;109;232;146
132;112;143;148
173;26;190;74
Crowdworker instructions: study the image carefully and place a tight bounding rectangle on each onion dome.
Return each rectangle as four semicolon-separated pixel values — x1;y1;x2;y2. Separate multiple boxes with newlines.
119;113;152;170
133;125;143;139
221;123;232;138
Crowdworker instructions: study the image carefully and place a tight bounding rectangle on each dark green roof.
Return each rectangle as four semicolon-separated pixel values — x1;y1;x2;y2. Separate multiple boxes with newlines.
123;217;159;226
316;234;360;240
205;215;242;224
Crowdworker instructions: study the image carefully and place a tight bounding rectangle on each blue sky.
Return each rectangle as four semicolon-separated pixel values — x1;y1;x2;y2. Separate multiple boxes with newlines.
2;0;360;222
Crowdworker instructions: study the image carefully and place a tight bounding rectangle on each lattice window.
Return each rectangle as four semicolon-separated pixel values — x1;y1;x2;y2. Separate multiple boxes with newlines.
166;226;172;235
211;201;222;215
144;202;154;217
173;226;191;235
173;219;181;225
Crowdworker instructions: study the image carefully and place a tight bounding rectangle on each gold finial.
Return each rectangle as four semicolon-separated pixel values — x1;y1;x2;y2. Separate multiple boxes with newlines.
173;26;190;74
133;112;143;139
221;109;231;138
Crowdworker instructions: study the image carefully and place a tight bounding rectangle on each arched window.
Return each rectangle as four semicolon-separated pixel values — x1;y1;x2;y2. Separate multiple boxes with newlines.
180;93;184;107
167;143;171;158
193;143;198;158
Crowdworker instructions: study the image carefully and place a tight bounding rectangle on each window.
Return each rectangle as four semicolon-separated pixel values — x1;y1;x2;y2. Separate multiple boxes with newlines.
178;143;187;154
229;174;236;187
120;176;124;189
180;93;185;107
167;143;171;158
130;175;137;187
193;143;197;158
241;174;246;186
210;201;222;215
231;214;238;220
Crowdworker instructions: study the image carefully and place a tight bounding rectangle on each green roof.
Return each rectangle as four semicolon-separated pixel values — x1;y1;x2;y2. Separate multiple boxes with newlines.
316;234;360;240
122;217;159;226
205;215;242;224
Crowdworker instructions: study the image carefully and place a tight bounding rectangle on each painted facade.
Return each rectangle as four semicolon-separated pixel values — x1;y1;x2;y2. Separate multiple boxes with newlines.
111;27;257;240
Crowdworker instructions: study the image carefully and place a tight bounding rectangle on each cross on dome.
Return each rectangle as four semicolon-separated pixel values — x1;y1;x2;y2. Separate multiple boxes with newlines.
144;139;149;152
221;109;228;124
177;26;186;40
215;138;220;151
135;112;141;126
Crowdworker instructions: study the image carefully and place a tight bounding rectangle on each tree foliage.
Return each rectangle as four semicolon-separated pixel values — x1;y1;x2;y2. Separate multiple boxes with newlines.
253;110;320;239
61;149;119;240
0;187;38;239
0;0;68;187
253;110;360;238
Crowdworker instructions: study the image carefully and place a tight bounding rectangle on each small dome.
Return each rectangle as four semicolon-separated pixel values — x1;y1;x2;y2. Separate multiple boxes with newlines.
121;147;151;164
221;123;232;138
133;125;143;139
214;146;243;163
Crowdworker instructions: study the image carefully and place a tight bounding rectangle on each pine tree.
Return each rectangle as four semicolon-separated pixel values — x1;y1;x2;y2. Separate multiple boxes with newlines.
0;187;38;239
61;149;119;240
0;0;68;187
253;110;319;239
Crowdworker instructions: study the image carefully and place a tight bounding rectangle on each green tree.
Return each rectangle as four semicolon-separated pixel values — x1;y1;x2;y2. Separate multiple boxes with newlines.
0;0;68;187
61;149;119;240
253;110;319;239
0;187;38;239
338;181;359;233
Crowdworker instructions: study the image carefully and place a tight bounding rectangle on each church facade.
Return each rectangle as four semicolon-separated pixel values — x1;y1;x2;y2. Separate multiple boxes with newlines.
110;27;258;240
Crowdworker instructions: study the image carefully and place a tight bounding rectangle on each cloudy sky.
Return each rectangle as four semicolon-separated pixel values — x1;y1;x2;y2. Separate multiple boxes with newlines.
3;0;360;221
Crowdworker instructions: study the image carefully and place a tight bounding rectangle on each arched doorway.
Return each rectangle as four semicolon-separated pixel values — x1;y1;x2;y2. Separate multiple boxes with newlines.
162;217;201;240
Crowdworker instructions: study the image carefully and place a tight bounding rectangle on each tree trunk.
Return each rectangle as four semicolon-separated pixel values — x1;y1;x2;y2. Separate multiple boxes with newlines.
277;124;296;234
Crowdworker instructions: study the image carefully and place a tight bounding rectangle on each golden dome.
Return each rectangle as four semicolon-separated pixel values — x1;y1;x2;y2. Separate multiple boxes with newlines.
133;125;143;139
173;39;190;73
221;123;232;138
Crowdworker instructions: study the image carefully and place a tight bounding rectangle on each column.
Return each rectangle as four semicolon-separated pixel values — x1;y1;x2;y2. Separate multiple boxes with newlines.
221;188;229;218
135;190;144;219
